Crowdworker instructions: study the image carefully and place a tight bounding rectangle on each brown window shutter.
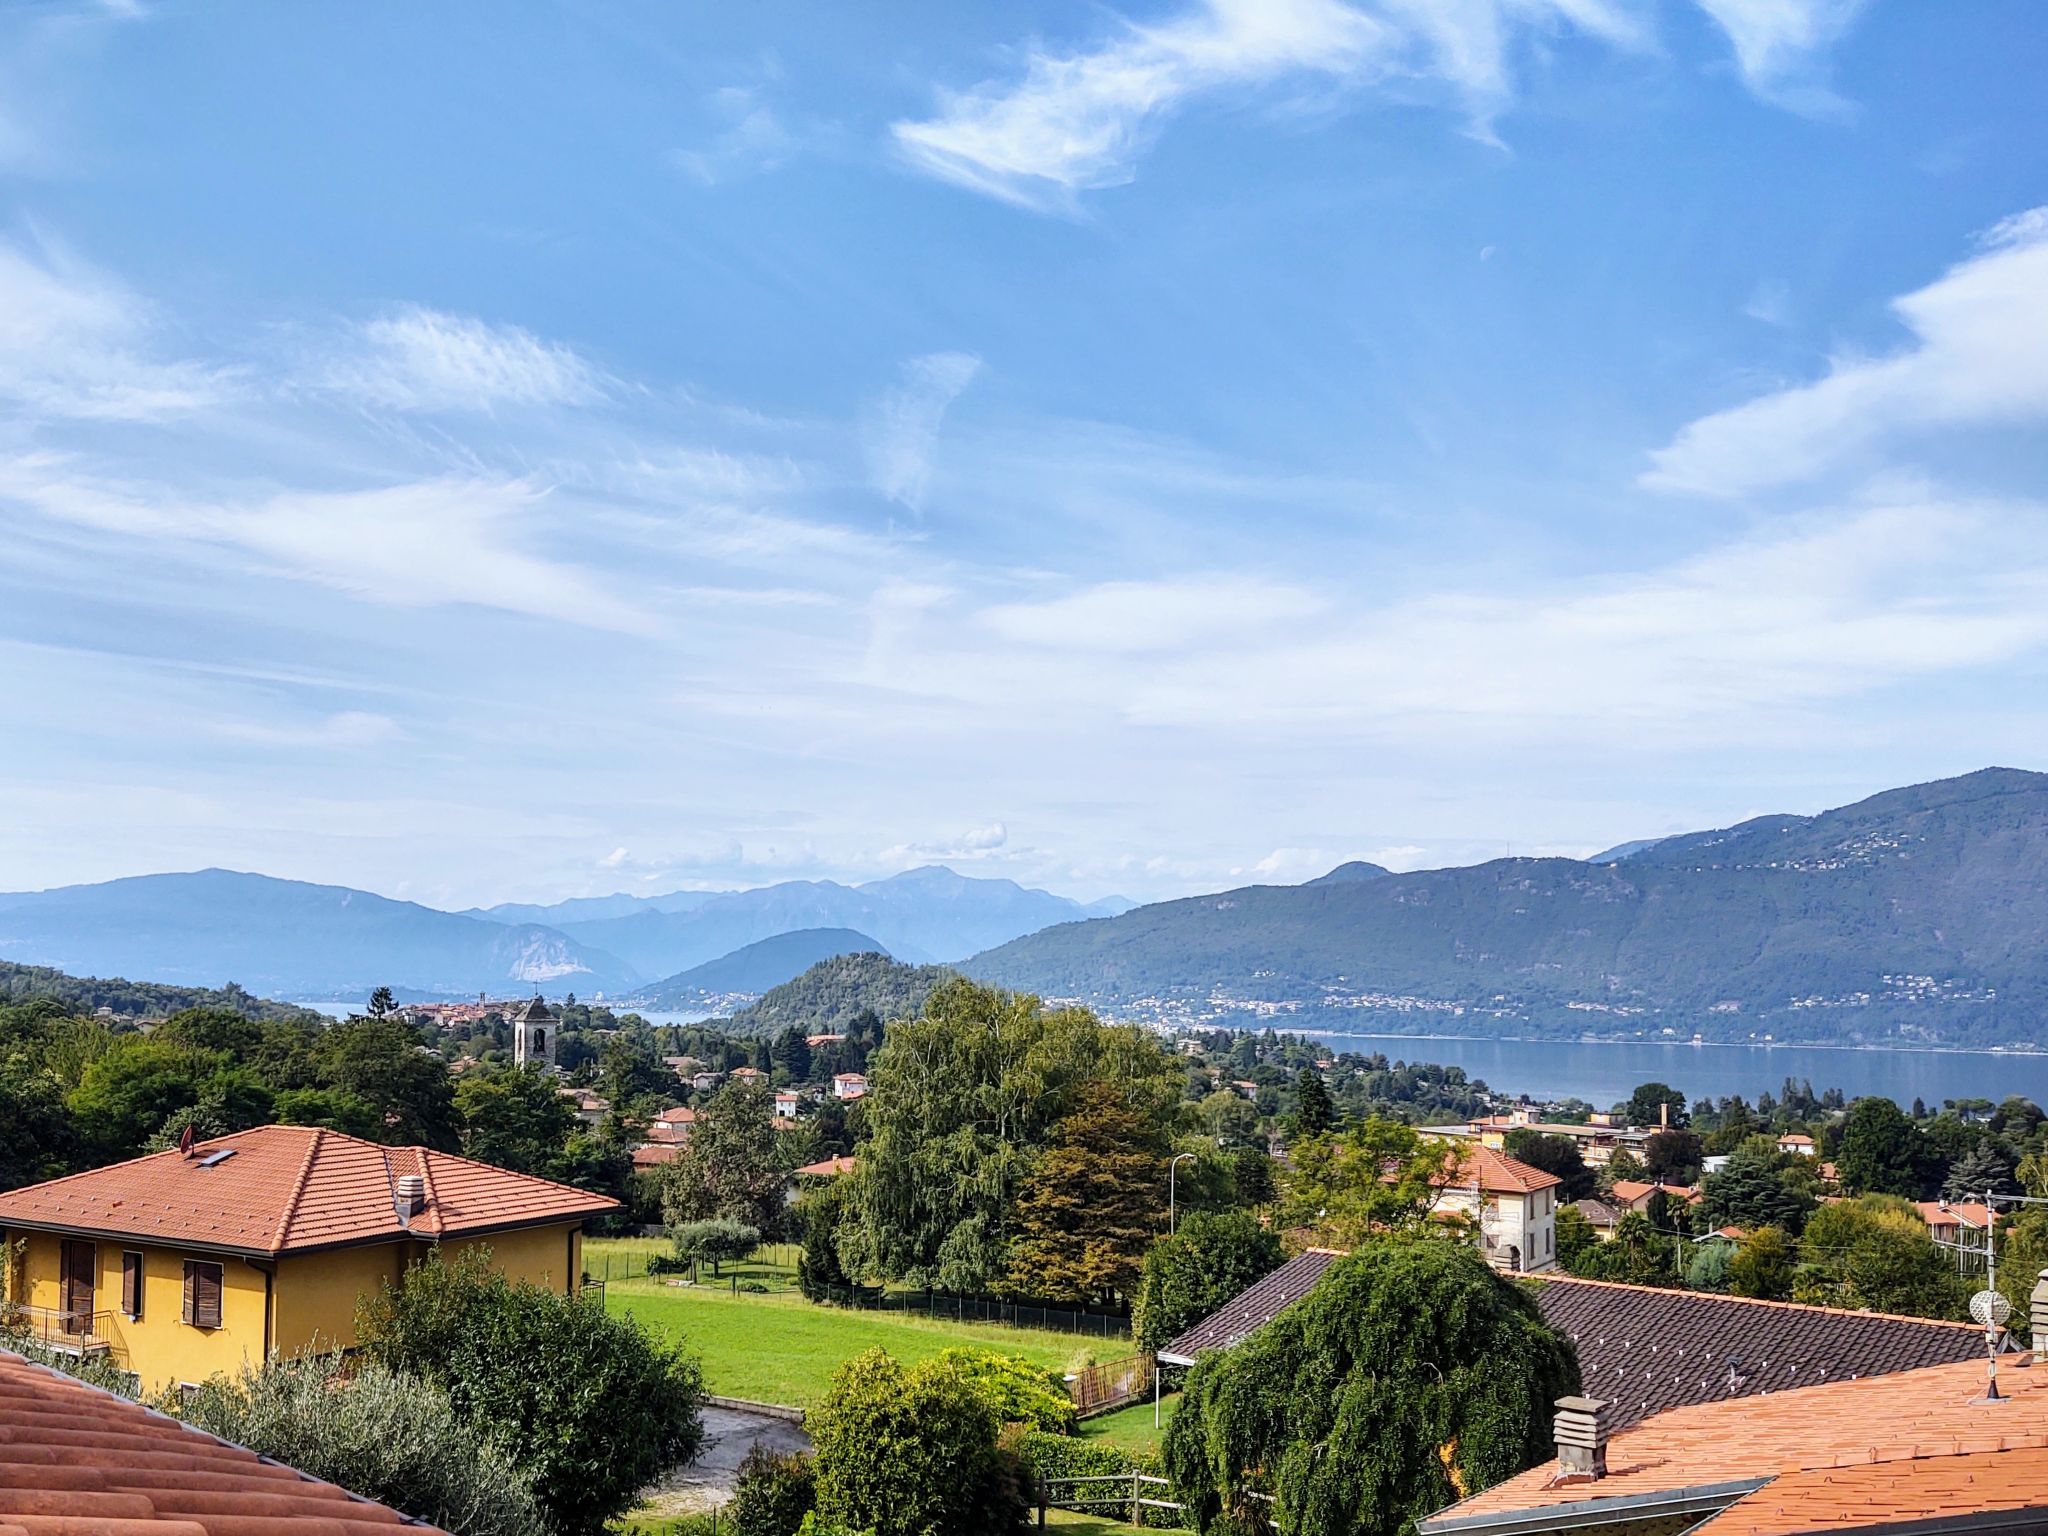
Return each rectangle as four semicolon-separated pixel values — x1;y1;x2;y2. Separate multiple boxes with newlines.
122;1252;143;1319
182;1262;196;1325
198;1263;222;1329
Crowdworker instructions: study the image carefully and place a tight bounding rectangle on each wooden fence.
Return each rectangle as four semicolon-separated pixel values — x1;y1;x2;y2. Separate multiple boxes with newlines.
1068;1350;1155;1416
1038;1472;1184;1529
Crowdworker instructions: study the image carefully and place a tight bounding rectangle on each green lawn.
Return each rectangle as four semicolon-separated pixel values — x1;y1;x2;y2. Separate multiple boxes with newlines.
585;1236;802;1290
607;1278;1125;1408
1079;1392;1179;1456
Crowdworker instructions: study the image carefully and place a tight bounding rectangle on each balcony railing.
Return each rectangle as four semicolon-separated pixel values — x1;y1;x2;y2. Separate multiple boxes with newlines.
3;1304;116;1357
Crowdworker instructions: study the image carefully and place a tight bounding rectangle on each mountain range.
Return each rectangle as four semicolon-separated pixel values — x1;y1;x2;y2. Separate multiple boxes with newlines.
638;928;890;1006
963;767;2048;1048
0;865;1128;1002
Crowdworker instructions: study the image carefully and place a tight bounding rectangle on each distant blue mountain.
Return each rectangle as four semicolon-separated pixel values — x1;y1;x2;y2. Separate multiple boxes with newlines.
540;865;1119;977
1304;860;1392;885
0;870;635;999
638;927;889;1005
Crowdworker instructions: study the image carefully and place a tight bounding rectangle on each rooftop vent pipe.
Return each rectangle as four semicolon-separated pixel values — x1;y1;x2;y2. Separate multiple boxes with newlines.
1554;1396;1610;1481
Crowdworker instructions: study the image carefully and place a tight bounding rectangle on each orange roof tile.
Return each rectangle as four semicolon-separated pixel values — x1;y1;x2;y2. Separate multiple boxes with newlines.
1690;1445;2048;1536
1451;1145;1563;1195
0;1349;449;1533
794;1155;856;1178
1914;1200;1993;1230
1424;1357;2041;1531
0;1125;616;1257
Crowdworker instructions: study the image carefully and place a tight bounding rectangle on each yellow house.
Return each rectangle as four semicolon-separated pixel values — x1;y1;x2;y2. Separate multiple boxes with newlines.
0;1124;616;1393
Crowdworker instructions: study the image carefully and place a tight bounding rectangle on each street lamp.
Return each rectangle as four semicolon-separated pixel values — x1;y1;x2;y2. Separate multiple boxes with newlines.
1169;1152;1197;1234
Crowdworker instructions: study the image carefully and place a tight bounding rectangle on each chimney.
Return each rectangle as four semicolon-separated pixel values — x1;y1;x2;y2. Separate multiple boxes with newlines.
2031;1271;2048;1361
395;1174;426;1221
1554;1396;1610;1481
1660;1101;1669;1130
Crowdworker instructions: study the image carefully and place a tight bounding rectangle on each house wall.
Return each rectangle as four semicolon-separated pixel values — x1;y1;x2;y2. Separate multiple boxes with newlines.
5;1230;268;1391
7;1219;586;1393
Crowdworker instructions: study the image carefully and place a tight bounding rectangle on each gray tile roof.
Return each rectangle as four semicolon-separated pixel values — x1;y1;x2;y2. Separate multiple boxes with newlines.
1158;1249;1340;1364
1160;1260;1985;1429
1529;1276;1986;1431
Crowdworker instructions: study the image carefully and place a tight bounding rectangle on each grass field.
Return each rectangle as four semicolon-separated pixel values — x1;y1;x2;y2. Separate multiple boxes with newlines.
1079;1392;1179;1456
606;1277;1125;1408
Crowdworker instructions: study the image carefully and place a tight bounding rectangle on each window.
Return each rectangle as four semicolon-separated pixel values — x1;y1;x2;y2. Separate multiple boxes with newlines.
121;1251;144;1319
182;1260;223;1329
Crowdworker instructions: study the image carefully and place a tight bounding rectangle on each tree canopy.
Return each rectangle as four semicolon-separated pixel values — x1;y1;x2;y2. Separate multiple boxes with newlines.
1164;1239;1579;1536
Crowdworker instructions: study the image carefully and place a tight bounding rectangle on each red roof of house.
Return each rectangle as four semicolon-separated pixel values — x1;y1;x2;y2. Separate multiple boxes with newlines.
1450;1145;1562;1196
793;1155;856;1178
631;1145;679;1169
1422;1357;2048;1534
0;1125;617;1257
0;1348;451;1533
1915;1200;1993;1230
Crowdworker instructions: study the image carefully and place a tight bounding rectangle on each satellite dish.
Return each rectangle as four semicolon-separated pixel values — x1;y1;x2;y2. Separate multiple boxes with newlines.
1970;1290;2012;1329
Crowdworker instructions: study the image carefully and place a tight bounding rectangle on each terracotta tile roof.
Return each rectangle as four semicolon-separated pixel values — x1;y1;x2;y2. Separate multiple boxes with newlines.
631;1145;679;1169
1529;1276;1984;1432
1159;1249;1342;1364
0;1126;616;1257
1452;1146;1562;1196
0;1349;448;1533
793;1155;856;1178
1915;1201;1993;1230
1573;1198;1620;1228
1425;1356;2042;1531
1609;1180;1699;1206
1689;1444;2048;1536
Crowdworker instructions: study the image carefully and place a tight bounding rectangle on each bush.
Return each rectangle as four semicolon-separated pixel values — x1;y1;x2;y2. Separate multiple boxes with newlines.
355;1246;704;1535
730;1446;817;1536
929;1348;1077;1434
647;1251;688;1276
809;1348;1033;1536
179;1355;544;1536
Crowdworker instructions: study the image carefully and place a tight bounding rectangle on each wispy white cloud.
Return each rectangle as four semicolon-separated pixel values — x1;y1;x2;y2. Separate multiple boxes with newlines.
863;351;982;509
890;0;1651;211
1645;207;2048;496
214;710;402;749
673;86;801;185
1691;0;1869;109
877;821;1011;865
319;305;603;411
0;236;227;419
2;459;658;634
980;575;1316;653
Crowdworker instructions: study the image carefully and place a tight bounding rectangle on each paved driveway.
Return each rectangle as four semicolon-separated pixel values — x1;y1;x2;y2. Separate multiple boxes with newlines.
635;1404;814;1516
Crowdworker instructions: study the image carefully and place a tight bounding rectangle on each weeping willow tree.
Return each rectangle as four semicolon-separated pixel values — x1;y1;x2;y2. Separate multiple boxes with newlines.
1162;1238;1580;1536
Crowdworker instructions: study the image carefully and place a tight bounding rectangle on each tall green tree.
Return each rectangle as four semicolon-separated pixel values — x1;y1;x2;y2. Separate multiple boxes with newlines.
1295;1069;1336;1134
1132;1209;1286;1353
1701;1140;1816;1234
455;1064;578;1175
1502;1130;1594;1200
1164;1240;1578;1536
661;1080;787;1237
0;1061;79;1190
311;1017;458;1149
1003;1080;1167;1304
1795;1195;1965;1319
1837;1097;1930;1197
1727;1226;1796;1300
771;1026;813;1082
1624;1082;1690;1130
835;979;1181;1292
1277;1118;1461;1249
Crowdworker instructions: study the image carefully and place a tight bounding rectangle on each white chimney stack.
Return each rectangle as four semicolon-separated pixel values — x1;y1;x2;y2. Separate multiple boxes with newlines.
395;1173;426;1220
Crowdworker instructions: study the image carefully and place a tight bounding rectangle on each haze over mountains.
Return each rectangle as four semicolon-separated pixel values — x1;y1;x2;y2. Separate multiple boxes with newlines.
0;865;1129;1002
5;769;2046;1049
965;768;2048;1048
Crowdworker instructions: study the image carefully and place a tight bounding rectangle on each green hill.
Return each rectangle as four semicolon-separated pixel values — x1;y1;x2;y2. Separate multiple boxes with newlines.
0;961;327;1024
720;952;955;1038
964;768;2048;1048
637;928;891;1005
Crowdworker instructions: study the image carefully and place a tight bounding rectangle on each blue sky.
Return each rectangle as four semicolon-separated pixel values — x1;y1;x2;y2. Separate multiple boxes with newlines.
3;0;2046;910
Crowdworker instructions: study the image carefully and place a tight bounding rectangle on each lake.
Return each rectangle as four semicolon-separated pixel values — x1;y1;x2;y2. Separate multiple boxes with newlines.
1287;1030;2048;1109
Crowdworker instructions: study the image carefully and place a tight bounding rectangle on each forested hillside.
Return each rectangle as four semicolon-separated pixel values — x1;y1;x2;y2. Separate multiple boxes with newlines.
721;953;955;1038
967;768;2048;1047
0;962;324;1024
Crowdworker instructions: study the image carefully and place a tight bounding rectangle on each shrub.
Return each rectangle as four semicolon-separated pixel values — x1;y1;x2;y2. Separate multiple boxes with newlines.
929;1347;1077;1434
647;1251;688;1276
730;1446;817;1536
179;1355;544;1536
809;1348;1033;1536
1009;1430;1184;1530
355;1246;704;1535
